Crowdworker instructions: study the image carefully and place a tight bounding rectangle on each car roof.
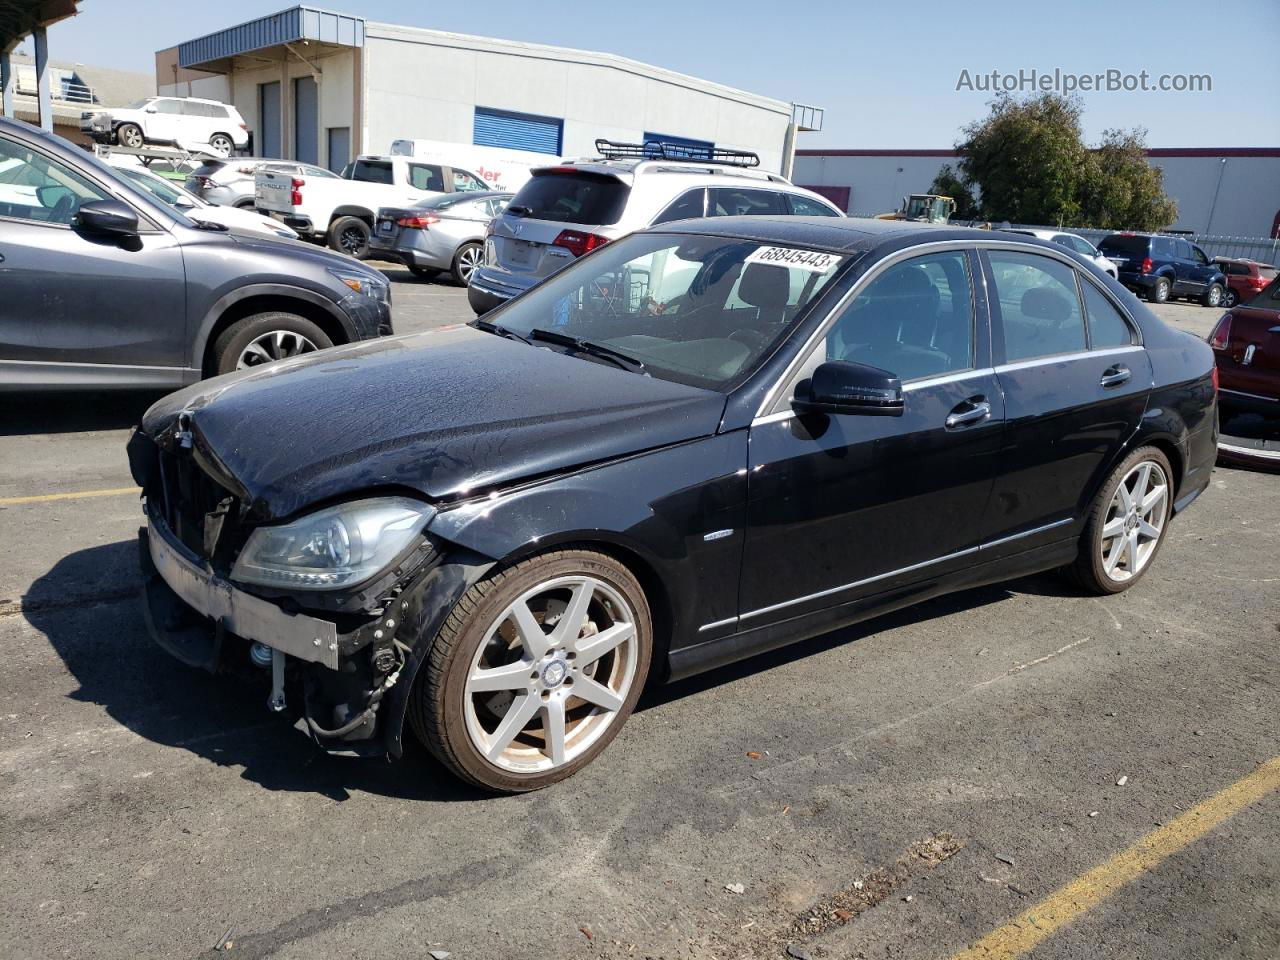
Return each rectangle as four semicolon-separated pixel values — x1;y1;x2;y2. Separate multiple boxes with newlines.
655;215;1013;254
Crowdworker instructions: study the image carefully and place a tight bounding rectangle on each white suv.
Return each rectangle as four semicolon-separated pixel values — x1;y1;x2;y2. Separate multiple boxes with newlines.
81;97;249;157
467;140;843;314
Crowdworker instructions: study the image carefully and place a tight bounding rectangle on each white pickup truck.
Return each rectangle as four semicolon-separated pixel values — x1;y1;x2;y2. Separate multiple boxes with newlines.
256;154;490;258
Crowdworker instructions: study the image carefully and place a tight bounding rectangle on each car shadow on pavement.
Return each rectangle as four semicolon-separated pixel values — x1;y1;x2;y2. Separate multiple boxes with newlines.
642;571;1072;709
28;539;1076;801
0;390;168;437
25;539;485;804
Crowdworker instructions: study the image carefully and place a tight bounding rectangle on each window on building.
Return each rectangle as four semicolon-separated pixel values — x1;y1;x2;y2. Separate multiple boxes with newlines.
473;107;563;155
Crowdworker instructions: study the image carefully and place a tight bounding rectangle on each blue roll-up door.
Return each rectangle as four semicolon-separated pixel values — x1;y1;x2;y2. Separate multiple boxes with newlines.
473;107;563;155
643;132;715;161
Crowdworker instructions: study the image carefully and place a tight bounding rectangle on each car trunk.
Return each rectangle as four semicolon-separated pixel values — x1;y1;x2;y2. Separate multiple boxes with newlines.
489;169;632;282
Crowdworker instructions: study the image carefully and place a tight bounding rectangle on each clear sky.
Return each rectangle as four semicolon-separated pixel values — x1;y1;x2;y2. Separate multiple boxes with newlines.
31;0;1280;149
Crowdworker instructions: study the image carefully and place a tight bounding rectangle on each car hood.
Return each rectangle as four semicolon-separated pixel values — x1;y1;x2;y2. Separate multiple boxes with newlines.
140;325;726;520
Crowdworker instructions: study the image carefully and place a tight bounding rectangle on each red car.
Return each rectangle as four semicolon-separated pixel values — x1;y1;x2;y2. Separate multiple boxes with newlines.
1213;257;1279;308
1209;275;1280;467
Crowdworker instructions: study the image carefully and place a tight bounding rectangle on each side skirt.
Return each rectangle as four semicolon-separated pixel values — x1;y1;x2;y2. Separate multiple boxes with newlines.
666;538;1079;682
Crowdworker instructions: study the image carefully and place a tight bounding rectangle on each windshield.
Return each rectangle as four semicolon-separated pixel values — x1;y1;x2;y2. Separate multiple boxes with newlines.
484;232;846;390
117;167;194;207
122;98;151;110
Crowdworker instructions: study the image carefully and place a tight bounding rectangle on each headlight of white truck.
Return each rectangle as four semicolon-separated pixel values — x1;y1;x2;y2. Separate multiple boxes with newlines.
231;497;433;590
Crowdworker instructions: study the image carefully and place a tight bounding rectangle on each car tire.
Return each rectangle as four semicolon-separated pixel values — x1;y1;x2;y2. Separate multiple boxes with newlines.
1149;277;1171;303
409;265;441;281
408;548;653;793
211;312;332;376
1066;446;1174;595
1222;288;1239;308
328;216;371;259
451;241;483;286
209;134;234;157
116;123;143;149
1201;283;1224;308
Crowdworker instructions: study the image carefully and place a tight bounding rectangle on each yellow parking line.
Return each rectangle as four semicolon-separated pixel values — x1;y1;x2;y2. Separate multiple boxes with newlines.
951;756;1280;960
0;486;137;506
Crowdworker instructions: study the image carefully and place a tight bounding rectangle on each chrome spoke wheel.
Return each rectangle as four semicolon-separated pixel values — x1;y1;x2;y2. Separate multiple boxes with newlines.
235;329;319;369
463;574;639;774
457;245;482;284
1099;460;1168;583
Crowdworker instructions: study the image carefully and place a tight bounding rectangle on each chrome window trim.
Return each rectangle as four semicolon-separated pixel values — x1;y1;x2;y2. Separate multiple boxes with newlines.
754;238;1148;421
698;516;1074;632
993;344;1145;375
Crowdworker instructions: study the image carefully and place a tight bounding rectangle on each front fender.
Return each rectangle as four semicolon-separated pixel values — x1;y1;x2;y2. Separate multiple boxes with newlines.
190;282;355;370
382;550;495;758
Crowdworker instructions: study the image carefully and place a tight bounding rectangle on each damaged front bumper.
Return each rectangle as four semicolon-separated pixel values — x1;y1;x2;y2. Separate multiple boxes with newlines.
139;504;432;757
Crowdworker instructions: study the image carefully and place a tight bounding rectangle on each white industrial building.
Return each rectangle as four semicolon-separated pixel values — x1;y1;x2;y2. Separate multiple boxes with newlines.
156;5;811;175
795;148;1280;239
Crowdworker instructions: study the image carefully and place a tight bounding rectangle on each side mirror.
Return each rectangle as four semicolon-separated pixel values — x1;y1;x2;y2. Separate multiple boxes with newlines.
144;106;157;113
75;199;140;237
793;360;904;417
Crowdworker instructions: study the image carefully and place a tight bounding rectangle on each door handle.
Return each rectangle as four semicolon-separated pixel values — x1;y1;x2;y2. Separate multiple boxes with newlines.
1100;365;1131;388
945;399;991;429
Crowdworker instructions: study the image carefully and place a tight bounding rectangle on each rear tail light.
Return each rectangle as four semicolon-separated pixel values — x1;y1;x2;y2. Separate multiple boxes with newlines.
553;230;610;258
239;123;248;130
290;177;304;206
1208;314;1232;350
396;215;439;229
1141;257;1153;274
1252;276;1269;289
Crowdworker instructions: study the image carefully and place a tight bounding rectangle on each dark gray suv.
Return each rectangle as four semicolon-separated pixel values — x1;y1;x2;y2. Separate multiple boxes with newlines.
0;117;392;391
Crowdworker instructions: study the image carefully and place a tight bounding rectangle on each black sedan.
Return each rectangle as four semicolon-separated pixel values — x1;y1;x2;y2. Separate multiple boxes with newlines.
129;217;1218;792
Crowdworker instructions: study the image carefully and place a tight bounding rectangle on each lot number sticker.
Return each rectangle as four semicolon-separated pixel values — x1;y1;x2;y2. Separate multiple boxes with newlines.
746;246;842;273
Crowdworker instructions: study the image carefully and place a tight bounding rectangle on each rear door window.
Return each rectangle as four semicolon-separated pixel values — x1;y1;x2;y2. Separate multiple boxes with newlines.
1081;282;1135;349
987;250;1087;362
787;193;840;216
408;163;444;191
709;188;789;217
651;188;706;225
507;171;630;225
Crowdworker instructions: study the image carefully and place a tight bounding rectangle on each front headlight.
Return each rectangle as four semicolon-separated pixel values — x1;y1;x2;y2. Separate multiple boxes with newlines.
231;497;432;591
330;269;390;304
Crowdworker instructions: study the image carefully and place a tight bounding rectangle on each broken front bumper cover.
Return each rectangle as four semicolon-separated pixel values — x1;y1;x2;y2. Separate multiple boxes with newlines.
141;512;340;671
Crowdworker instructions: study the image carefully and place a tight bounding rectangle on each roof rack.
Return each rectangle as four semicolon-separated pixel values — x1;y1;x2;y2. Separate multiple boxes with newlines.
594;138;760;168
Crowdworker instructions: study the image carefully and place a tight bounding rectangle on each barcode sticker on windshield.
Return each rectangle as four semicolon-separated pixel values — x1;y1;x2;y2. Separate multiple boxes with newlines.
745;246;842;273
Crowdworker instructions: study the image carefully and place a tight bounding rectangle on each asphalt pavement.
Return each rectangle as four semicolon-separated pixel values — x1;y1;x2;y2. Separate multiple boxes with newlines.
1;276;1276;960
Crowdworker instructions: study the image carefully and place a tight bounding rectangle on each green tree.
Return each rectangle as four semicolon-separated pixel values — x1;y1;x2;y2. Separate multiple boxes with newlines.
956;92;1089;225
1079;128;1178;231
927;164;979;220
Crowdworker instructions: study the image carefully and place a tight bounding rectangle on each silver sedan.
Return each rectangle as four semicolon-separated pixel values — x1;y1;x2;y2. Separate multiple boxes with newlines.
370;191;511;285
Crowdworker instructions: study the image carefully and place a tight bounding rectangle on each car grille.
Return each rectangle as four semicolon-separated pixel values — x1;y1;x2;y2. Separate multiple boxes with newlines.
153;447;238;561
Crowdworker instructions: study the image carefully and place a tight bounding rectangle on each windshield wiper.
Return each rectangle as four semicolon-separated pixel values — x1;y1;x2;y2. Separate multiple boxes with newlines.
528;328;648;375
506;204;533;218
189;218;228;232
470;318;531;344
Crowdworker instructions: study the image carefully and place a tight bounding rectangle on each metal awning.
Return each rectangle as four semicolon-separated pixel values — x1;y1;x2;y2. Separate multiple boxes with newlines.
179;5;364;73
0;0;77;54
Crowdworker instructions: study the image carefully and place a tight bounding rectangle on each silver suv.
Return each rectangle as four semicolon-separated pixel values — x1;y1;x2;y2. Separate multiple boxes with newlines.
467;140;843;314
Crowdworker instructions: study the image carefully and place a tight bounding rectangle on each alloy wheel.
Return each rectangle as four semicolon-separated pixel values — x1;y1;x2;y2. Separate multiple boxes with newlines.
118;125;142;148
1206;285;1222;307
340;226;366;255
210;135;233;157
457;245;482;284
1099;460;1169;582
236;329;319;369
463;575;639;774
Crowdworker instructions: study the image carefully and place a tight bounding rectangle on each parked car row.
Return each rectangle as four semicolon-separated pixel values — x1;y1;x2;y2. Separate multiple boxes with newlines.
0;116;390;390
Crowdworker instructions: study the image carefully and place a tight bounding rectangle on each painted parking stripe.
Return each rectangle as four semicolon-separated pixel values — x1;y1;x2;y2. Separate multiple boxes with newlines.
0;486;137;506
951;756;1280;960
